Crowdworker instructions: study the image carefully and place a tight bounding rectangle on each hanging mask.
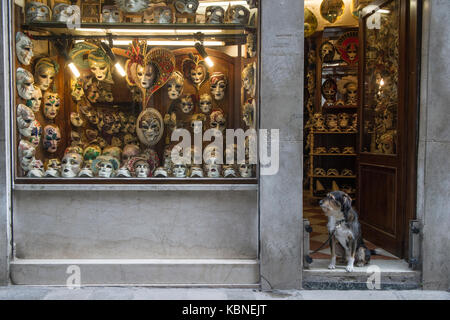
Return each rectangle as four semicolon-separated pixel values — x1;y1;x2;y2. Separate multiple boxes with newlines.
199;94;213;114
246;33;257;58
28;120;42;147
70;131;82;147
144;5;173;24
16;68;35;100
71;80;84;101
320;0;345;24
242;63;256;97
18;140;36;172
337;31;359;65
16;32;33;66
17;104;35;133
25;1;51;23
44;158;61;178
191;114;206;135
122;144;140;163
179;94;194;114
210;72;227;101
34;58;59;92
89;49;112;83
70;112;84;127
61;153;83;178
27;159;44;178
136;108;164;147
319;41;336;63
86;81;100;103
205;6;225;24
182;54;209;90
43;125;61;153
226;5;250;24
174;0;199;14
321;78;337;105
43;92;61;120
27;85;42;112
114;0;150;13
242;99;256;128
102;5;121;23
210;109;226;133
136;63;156;89
304;7;318;38
166;71;184;100
52;4;81;23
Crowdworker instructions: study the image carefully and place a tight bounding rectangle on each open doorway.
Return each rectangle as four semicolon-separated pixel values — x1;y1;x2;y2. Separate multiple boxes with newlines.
302;0;421;285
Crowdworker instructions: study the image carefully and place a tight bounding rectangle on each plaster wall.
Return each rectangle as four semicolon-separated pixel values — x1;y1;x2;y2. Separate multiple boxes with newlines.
418;0;450;291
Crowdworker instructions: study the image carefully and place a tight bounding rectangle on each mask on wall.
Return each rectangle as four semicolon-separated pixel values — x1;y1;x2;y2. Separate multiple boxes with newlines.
28;120;42;147
136;108;164;147
190;113;206;135
242;63;256;97
225;5;250;24
25;1;51;23
320;0;345;24
43;92;61;120
242;99;256;128
83;145;102;162
210;109;226;133
102;5;121;23
27;85;42;112
337;76;358;106
17;104;35;133
210;72;227;101
16;68;35;100
70;112;84;127
319;41;336;63
179;94;194;114
321;78;337;106
18;140;36;172
166;71;184;100
44;158;61;178
16;32;34;66
205;6;225;24
338;113;350;130
304;7;318;38
337;31;359;65
246;33;257;58
27;159;44;178
144;5;173;24
70;131;82;147
92;155;120;178
182;53;209;90
199;94;213;114
43;125;61;153
114;0;150;13
89;49;113;83
174;0;199;14
52;4;81;23
85;81;100;103
33;57;59;92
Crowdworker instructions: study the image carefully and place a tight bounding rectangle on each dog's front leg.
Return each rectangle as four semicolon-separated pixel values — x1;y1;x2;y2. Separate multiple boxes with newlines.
345;239;356;272
328;235;336;270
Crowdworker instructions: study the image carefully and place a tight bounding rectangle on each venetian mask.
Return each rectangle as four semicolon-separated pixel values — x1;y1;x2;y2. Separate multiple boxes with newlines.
338;113;350;130
93;155;119;178
189;165;203;178
205;6;225;24
180;95;194;114
226;5;250;24
52;4;81;23
191;114;206;135
103;146;122;161
28;120;42;147
243;99;256;128
16;32;33;66
43;92;61;120
337;31;359;65
81;106;99;126
99;111;116;135
223;165;237;178
85;129;98;142
122;144;140;163
136;108;164;146
115;0;150;13
78;162;94;178
134;159;150;178
346;83;358;105
86;81;100;103
242;64;255;97
27;85;42;112
182;54;209;89
210;110;226;132
322;78;337;105
18;140;36;172
199;94;213;114
326;114;339;131
102;5;121;23
44;158;61;178
70;131;82;147
190;66;205;85
380;132;395;154
116;166;131;178
34;58;58;92
172;163;187;178
204;156;222;178
313;113;326;131
25;1;51;23
210;72;227;101
239;163;254;178
17;104;35;133
16;68;35;100
163;146;173;170
70;112;84;127
27;159;44;178
89;50;111;82
128;116;137;133
154;166;169;178
174;0;199;14
43;125;61;153
319;41;336;63
167;71;184;100
137;63;156;89
83;145;101;162
247;33;257;58
61;153;83;178
144;6;173;24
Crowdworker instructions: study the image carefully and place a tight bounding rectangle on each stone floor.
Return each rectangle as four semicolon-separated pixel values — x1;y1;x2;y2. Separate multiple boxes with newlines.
0;286;448;300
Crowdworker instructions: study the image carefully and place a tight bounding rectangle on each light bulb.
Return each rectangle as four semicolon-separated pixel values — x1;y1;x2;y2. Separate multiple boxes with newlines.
68;62;80;78
204;56;214;68
115;62;126;77
380;79;385;86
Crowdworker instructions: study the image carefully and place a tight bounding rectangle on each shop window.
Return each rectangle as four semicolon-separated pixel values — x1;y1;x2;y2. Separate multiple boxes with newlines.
13;0;259;183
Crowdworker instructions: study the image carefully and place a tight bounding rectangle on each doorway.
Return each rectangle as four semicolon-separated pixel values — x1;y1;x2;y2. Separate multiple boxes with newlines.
302;0;421;280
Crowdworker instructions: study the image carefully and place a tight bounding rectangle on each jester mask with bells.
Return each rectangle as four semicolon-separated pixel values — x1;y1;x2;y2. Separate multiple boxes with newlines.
16;32;34;66
125;40;175;104
337;76;358;106
69;42;113;84
136;108;164;147
115;0;150;13
336;31;359;65
33;57;59;92
182;53;209;91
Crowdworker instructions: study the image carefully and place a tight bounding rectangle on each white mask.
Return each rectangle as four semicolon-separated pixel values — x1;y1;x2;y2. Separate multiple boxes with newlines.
199;94;212;114
61;153;83;178
17;104;35;131
205;6;225;24
167;72;184;100
137;64;156;89
16;32;33;66
16;68;35;100
102;5;121;23
18;140;36;172
52;4;81;23
25;2;51;23
135;161;150;178
239;164;254;178
173;164;187;178
115;0;150;13
27;86;42;112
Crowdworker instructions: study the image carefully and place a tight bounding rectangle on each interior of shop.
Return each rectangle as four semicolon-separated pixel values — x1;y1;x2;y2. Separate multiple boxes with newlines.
302;0;414;272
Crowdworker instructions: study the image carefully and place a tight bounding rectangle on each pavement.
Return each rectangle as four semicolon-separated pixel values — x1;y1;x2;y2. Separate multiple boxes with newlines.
0;286;448;300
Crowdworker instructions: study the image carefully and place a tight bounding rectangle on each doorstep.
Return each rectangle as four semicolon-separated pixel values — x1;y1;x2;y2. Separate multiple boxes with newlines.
303;259;421;290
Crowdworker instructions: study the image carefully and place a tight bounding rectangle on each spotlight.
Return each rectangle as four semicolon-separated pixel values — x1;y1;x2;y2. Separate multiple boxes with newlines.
100;42;127;77
195;42;214;67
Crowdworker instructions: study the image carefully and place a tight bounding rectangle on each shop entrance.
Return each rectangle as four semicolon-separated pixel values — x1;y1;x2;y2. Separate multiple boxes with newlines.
302;0;421;278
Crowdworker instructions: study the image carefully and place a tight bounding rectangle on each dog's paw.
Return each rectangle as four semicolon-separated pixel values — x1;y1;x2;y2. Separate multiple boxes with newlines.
328;263;336;270
345;265;354;272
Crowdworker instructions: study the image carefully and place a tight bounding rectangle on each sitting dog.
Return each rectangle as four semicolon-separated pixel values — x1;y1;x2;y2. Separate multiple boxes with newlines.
319;191;373;272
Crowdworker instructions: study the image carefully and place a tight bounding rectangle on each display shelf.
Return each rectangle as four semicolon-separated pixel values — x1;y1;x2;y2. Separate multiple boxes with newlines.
310;131;357;134
312;175;356;179
322;105;358;110
312;153;357;156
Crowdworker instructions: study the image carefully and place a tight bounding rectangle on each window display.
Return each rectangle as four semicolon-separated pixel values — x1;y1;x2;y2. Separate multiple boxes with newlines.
13;0;259;182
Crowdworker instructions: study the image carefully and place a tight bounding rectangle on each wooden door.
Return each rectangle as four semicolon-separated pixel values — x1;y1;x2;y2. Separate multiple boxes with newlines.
356;0;415;258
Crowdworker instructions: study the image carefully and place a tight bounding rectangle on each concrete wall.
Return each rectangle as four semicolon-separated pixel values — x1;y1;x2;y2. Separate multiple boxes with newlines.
418;0;450;291
259;0;304;289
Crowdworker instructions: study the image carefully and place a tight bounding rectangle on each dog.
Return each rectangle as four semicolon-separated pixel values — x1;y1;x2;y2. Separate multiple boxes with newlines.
319;191;373;272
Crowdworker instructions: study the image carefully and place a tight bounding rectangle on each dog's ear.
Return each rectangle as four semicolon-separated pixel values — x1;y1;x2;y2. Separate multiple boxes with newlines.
342;193;352;216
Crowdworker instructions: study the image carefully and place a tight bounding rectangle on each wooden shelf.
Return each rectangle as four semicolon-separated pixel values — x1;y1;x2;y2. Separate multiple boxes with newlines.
322;105;358;110
310;131;357;134
312;153;357;156
312;175;356;179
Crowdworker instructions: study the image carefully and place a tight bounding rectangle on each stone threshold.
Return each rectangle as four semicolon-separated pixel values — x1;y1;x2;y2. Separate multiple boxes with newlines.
10;259;260;286
302;259;421;290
